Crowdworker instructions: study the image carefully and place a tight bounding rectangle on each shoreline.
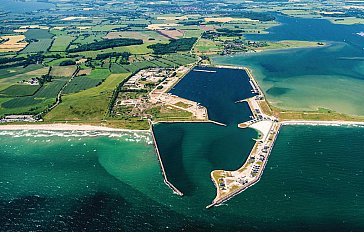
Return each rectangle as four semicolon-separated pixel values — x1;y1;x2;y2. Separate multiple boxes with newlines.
281;120;364;126
150;122;184;196
0;123;149;132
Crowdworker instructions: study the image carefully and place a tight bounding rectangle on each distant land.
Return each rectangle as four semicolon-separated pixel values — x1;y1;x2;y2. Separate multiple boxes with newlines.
1;0;364;231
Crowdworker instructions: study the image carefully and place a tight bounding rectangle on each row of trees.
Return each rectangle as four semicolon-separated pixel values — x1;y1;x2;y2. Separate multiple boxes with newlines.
67;38;143;53
95;52;130;61
148;38;197;55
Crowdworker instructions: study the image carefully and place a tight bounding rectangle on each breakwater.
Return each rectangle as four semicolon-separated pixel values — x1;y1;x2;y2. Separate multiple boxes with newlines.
150;123;183;196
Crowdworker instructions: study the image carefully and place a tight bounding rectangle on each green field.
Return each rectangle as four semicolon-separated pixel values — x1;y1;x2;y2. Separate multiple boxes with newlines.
63;68;110;94
0;65;46;80
63;76;103;94
50;35;74;51
20;39;53;53
0;65;49;92
72;33;105;45
0;78;67;116
24;29;53;40
50;65;77;77
0;84;40;97
45;73;131;121
77;43;154;58
110;54;196;73
46;58;76;66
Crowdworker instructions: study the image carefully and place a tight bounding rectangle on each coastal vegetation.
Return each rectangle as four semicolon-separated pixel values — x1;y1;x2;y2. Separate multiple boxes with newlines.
1;0;364;231
0;0;362;128
68;38;143;53
148;38;198;54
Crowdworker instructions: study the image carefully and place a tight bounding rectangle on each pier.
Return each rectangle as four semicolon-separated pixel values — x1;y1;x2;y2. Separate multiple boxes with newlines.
150;122;184;196
207;121;280;208
193;69;217;73
207;66;280;208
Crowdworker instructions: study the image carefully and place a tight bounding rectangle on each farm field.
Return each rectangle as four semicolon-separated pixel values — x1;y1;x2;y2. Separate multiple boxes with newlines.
110;54;196;73
44;73;131;121
0;84;40;97
63;68;110;94
76;43;154;58
0;65;49;91
50;35;74;51
50;65;77;77
194;39;223;54
20;39;53;53
0;35;28;52
24;29;53;40
0;78;67;116
158;30;184;39
104;31;168;42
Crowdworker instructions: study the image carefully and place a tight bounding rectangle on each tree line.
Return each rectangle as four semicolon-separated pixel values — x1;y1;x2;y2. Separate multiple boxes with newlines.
148;38;197;55
67;38;143;53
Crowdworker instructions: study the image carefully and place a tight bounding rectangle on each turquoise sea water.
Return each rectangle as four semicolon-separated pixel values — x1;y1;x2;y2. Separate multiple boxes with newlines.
213;15;364;115
1;126;364;231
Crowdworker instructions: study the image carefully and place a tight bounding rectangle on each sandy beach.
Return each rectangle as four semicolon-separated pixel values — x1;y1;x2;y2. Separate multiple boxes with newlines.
0;123;149;132
281;120;364;126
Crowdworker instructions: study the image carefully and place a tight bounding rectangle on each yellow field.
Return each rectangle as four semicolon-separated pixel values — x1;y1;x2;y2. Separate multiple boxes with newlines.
20;25;49;30
77;69;92;76
50;66;77;77
77;26;91;30
13;29;28;33
104;31;167;42
158;30;184;39
157;16;188;21
204;17;258;23
147;23;179;30
0;35;28;52
328;17;364;25
61;16;89;21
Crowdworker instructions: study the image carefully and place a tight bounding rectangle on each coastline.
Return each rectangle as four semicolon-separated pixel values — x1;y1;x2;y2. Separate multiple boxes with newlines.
0;123;149;132
206;64;364;208
150;123;184;196
281;120;364;126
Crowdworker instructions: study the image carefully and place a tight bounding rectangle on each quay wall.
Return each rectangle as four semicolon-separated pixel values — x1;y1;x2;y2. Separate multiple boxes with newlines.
150;123;184;196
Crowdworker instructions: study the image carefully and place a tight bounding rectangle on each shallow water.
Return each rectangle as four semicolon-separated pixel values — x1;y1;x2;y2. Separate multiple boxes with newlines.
213;15;364;115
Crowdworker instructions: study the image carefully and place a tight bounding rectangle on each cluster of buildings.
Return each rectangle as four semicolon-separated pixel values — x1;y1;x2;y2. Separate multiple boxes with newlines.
122;68;173;91
114;68;180;119
20;77;39;85
0;115;39;123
